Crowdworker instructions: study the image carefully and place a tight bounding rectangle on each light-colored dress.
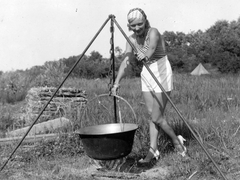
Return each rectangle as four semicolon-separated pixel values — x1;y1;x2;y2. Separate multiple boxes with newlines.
133;28;173;93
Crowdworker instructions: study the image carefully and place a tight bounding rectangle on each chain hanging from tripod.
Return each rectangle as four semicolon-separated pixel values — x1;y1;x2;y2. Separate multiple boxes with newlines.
108;16;116;92
107;15;118;122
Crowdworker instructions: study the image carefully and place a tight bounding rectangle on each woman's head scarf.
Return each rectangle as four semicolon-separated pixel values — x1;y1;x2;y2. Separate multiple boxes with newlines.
127;8;147;23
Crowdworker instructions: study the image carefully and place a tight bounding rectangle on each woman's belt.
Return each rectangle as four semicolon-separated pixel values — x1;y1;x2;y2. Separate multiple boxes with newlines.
145;55;166;65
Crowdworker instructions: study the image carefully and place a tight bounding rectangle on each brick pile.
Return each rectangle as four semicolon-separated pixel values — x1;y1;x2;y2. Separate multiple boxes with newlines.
25;87;87;125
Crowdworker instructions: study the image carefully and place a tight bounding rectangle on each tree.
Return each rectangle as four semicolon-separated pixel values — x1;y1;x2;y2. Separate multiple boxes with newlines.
115;46;123;59
163;31;189;70
60;55;88;78
88;51;103;62
206;19;240;73
33;61;67;87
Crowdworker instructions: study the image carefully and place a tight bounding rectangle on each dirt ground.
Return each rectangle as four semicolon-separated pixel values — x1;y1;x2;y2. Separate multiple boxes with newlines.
0;155;171;180
79;165;170;180
85;158;171;180
1;148;239;180
72;164;168;180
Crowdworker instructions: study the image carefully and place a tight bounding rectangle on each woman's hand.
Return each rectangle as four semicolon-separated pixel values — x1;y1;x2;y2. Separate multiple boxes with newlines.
135;51;145;61
110;84;119;96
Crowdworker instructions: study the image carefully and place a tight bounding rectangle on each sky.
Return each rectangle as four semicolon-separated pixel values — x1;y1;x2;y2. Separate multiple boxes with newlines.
0;0;239;72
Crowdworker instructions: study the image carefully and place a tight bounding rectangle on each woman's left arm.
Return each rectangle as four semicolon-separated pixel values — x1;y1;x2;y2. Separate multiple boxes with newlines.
136;28;160;61
145;28;160;59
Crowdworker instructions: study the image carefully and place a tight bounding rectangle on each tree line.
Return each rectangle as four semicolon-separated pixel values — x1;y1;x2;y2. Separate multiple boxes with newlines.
164;18;240;73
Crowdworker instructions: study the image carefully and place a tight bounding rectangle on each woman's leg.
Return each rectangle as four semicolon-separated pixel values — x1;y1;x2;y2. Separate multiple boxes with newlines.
139;91;159;162
143;91;185;156
142;91;158;151
151;91;185;152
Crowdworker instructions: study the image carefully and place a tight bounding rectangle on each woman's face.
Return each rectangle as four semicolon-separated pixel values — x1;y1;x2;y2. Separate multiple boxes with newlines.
129;18;146;37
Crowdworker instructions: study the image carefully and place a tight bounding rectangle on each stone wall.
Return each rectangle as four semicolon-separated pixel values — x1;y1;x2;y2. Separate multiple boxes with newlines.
25;87;87;125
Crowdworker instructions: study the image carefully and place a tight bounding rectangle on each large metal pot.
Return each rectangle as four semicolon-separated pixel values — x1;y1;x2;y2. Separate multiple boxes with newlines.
77;123;138;160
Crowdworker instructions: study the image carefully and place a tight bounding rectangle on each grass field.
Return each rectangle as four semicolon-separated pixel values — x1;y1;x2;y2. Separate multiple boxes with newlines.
0;73;240;179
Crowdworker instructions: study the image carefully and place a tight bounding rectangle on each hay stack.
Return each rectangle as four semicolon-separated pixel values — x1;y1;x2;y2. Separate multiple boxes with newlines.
25;87;87;125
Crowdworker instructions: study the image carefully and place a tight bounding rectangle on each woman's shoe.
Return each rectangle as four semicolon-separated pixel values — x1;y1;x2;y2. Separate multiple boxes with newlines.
138;147;160;164
176;135;187;157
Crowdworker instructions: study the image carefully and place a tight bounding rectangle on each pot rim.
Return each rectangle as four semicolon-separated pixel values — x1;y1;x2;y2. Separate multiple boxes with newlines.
76;123;138;135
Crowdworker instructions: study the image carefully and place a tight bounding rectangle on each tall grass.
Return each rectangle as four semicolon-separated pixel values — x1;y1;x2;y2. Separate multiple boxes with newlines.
1;73;240;179
62;74;240;154
61;74;240;179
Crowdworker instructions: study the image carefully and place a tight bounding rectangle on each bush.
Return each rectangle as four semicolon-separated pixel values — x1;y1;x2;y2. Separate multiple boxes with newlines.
0;71;29;104
32;61;67;87
0;104;14;137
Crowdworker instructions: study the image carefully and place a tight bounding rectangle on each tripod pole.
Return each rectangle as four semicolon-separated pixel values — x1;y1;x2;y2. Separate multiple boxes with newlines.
0;16;111;172
112;17;227;180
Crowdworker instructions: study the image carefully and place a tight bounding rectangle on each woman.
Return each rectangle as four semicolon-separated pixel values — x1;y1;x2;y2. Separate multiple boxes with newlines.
111;8;186;163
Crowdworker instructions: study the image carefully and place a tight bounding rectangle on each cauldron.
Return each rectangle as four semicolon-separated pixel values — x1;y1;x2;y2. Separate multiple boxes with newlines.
77;123;138;160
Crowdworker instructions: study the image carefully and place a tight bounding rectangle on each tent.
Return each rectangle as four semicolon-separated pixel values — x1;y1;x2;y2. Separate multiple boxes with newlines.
190;63;210;75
